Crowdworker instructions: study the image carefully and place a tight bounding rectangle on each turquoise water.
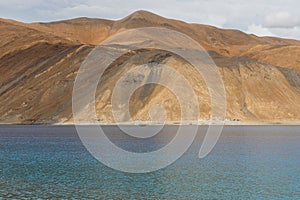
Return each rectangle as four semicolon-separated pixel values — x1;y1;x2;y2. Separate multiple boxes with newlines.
0;125;299;199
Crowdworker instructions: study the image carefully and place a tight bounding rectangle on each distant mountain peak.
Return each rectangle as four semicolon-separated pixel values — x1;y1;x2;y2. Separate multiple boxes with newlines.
116;10;167;25
125;10;163;19
113;10;171;30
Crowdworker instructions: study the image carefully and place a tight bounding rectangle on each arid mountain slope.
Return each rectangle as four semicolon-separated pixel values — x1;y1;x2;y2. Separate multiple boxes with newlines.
0;10;299;124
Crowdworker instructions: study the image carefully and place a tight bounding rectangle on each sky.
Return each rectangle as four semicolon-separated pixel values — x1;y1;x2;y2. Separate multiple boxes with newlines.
0;0;300;40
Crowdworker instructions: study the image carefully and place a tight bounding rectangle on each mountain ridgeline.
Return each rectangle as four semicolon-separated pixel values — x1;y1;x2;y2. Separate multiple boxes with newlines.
1;10;300;124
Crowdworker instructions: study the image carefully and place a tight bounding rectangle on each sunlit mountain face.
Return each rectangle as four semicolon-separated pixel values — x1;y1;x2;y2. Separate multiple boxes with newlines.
0;10;300;124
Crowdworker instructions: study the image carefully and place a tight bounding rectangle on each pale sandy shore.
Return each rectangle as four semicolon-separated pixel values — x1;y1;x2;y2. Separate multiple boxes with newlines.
1;120;299;126
51;120;300;126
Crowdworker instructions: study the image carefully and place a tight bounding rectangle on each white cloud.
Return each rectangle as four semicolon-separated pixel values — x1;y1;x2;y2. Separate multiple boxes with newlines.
264;12;300;28
247;24;275;37
246;24;300;40
270;27;300;40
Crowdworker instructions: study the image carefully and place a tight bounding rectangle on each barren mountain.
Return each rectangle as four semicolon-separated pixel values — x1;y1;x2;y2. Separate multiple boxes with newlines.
0;10;299;124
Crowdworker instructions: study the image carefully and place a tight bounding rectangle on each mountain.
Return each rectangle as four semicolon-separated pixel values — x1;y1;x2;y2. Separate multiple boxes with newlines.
0;10;299;124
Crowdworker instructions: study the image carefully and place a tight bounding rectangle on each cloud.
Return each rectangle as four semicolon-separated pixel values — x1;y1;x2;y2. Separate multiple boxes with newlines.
264;12;300;28
247;24;275;37
246;24;300;40
270;27;300;40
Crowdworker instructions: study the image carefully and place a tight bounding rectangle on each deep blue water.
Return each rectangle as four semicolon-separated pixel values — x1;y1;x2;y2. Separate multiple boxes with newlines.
0;125;299;199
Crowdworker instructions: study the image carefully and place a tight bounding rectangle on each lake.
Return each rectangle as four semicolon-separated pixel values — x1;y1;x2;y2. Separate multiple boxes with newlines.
0;125;299;199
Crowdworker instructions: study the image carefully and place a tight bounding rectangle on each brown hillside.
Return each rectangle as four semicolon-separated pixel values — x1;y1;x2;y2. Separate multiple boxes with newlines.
0;10;299;124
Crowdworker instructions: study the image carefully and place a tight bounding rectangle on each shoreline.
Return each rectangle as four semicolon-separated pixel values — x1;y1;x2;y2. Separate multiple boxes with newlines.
0;121;299;126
